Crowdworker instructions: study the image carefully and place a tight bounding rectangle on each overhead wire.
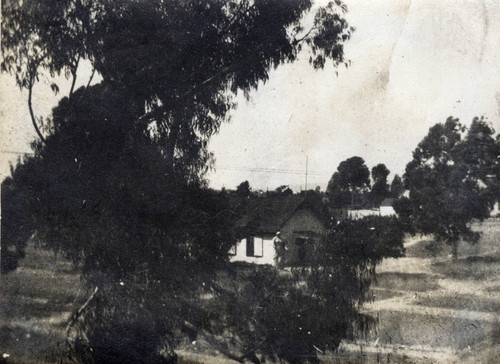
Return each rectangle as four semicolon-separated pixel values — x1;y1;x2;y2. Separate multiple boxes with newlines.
215;166;331;176
0;151;332;176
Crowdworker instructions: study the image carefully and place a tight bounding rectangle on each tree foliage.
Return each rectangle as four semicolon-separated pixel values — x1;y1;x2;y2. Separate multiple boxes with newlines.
4;85;238;360
236;180;252;199
2;0;353;172
397;116;497;260
1;170;33;273
1;1;359;362
494;136;500;202
327;156;370;207
212;215;404;364
456;116;500;202
389;174;404;198
274;185;294;196
370;163;390;206
326;171;350;208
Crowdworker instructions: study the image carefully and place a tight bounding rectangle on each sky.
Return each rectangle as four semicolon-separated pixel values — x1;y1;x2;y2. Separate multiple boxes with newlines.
1;0;499;191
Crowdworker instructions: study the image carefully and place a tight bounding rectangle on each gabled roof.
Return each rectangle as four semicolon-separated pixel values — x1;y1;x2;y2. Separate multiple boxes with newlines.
380;198;397;207
236;195;306;234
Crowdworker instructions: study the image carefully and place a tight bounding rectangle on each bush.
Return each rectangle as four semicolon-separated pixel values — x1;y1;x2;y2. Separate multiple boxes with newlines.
210;216;405;364
1;169;35;274
328;216;406;263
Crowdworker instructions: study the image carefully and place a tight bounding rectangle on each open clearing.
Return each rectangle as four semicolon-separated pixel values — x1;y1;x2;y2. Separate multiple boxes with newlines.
1;220;499;363
335;219;500;364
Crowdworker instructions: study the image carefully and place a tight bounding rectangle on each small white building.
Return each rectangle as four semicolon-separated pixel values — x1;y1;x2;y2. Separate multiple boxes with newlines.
490;200;499;217
379;198;397;216
347;208;380;219
229;195;328;267
229;236;276;265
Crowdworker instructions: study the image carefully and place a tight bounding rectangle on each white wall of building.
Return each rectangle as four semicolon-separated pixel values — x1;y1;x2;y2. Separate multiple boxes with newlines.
380;206;396;216
230;237;276;265
347;209;380;219
490;201;499;217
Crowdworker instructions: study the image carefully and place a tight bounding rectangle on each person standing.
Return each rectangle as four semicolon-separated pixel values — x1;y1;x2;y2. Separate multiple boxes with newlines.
273;231;286;269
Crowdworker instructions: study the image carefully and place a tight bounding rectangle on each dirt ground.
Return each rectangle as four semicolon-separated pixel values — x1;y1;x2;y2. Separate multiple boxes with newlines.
337;219;500;364
1;219;499;363
0;246;81;364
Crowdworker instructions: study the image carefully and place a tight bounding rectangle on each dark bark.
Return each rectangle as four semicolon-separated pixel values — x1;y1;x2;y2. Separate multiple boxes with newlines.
28;77;47;144
165;113;181;171
451;240;458;262
68;56;80;99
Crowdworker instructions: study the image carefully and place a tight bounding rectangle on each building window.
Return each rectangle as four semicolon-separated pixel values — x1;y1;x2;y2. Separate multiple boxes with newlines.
246;237;254;257
245;237;264;257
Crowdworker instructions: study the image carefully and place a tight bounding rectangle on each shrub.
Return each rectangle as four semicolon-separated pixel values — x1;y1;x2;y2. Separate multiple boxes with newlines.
210;216;405;364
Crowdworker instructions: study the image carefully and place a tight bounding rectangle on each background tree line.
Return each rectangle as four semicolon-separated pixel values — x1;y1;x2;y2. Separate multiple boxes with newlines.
325;116;499;262
326;156;404;209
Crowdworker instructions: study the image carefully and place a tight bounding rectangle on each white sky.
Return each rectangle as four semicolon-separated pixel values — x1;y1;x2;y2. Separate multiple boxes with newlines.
1;0;499;191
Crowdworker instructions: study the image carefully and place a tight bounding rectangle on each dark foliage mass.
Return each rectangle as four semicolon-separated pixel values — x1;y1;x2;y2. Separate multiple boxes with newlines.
389;174;404;198
208;216;404;364
370;163;390;206
2;0;353;166
0;1;412;363
3;84;238;361
396;116;498;260
327;156;370;207
1;175;31;273
1;0;353;278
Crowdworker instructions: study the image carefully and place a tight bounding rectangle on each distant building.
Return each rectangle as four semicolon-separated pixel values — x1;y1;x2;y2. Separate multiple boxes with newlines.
379;198;397;216
229;195;328;267
490;201;499;217
347;208;380;219
480;175;499;217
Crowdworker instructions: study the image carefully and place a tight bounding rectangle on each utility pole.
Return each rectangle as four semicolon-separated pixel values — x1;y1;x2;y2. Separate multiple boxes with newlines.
305;155;308;191
0;176;2;281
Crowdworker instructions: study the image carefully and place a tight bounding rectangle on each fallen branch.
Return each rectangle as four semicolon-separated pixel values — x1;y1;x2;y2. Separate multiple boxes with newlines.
204;335;246;363
65;286;99;336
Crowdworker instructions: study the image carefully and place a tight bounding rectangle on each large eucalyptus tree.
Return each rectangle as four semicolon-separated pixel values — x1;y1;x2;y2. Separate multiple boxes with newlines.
2;1;355;362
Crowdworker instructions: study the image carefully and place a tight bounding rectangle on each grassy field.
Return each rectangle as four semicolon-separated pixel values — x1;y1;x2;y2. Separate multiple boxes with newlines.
0;245;82;363
1;219;499;363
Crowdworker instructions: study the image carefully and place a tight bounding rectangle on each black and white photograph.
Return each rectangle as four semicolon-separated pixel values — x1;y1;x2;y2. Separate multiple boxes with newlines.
1;0;499;363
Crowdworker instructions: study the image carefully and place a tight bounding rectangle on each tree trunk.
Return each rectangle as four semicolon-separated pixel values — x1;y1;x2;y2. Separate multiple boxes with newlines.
451;240;458;262
28;75;47;144
165;115;181;171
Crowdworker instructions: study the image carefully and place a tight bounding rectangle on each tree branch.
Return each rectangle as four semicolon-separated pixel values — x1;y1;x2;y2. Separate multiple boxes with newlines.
293;25;318;45
73;64;97;108
27;75;47;144
182;319;262;364
84;65;96;90
165;112;181;171
68;55;81;99
203;335;246;363
65;286;99;336
218;1;251;37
